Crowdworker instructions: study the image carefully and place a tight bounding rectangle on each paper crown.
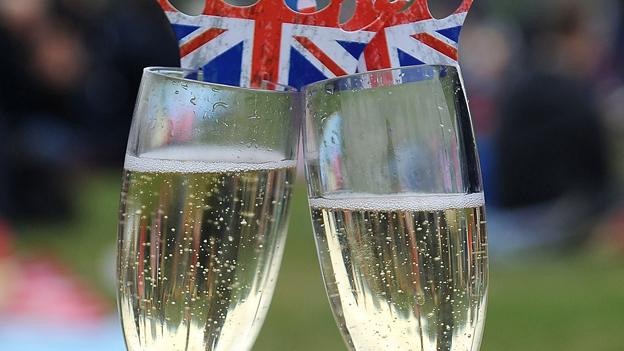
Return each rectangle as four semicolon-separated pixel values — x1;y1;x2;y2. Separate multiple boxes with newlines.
158;0;473;89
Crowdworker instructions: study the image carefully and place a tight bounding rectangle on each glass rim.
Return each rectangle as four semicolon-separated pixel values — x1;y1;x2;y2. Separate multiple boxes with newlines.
144;67;298;94
301;64;460;91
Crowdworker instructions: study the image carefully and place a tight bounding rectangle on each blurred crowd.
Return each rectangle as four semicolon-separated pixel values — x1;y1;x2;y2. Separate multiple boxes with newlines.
0;2;180;344
460;0;624;254
0;0;623;334
0;0;179;222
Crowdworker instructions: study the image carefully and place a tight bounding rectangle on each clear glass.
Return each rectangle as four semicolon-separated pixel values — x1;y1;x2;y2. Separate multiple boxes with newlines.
117;67;300;351
303;65;488;351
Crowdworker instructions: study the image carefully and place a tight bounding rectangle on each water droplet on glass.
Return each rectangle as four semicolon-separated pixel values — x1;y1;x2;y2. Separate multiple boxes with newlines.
213;101;229;112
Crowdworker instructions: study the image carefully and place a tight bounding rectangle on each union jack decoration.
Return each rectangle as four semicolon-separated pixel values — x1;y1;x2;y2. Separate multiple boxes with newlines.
158;0;374;89
157;0;474;89
362;0;473;71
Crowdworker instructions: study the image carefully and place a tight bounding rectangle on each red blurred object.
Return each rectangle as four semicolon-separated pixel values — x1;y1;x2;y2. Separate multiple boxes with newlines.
0;221;110;325
4;259;109;325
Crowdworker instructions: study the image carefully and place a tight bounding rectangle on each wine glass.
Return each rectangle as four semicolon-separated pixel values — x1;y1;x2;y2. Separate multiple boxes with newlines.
302;65;488;351
117;67;300;351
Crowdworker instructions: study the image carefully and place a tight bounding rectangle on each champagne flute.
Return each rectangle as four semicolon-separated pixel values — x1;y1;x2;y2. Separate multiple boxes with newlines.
117;67;300;351
302;65;488;351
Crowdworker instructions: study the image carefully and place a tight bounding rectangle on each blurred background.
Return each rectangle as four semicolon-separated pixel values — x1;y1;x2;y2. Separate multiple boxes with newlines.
0;0;623;350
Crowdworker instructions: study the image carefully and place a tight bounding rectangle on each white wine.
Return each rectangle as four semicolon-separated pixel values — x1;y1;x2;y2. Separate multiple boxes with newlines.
310;193;488;351
118;147;296;351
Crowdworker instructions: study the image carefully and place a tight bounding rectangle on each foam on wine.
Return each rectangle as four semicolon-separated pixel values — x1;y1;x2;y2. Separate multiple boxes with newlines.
309;192;485;212
124;146;296;173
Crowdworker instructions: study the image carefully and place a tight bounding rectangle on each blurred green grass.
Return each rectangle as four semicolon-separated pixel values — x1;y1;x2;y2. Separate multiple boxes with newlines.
15;174;624;351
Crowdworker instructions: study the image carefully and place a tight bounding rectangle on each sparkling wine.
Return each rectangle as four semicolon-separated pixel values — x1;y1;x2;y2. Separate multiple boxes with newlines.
118;147;295;351
310;193;488;351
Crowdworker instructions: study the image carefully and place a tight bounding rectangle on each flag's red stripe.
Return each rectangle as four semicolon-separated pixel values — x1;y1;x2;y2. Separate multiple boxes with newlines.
294;36;347;77
180;28;227;57
411;33;458;61
252;16;283;87
364;32;392;71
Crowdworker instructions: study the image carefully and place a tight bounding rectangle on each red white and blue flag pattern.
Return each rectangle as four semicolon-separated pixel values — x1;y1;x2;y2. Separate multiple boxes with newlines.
362;0;473;71
158;0;473;89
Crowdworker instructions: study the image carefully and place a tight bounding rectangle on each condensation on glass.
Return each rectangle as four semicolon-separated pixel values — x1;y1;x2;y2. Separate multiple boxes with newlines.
303;65;488;351
117;67;300;351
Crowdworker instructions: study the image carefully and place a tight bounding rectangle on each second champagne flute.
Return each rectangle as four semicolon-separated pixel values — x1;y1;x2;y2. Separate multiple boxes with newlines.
117;68;300;351
303;65;489;351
